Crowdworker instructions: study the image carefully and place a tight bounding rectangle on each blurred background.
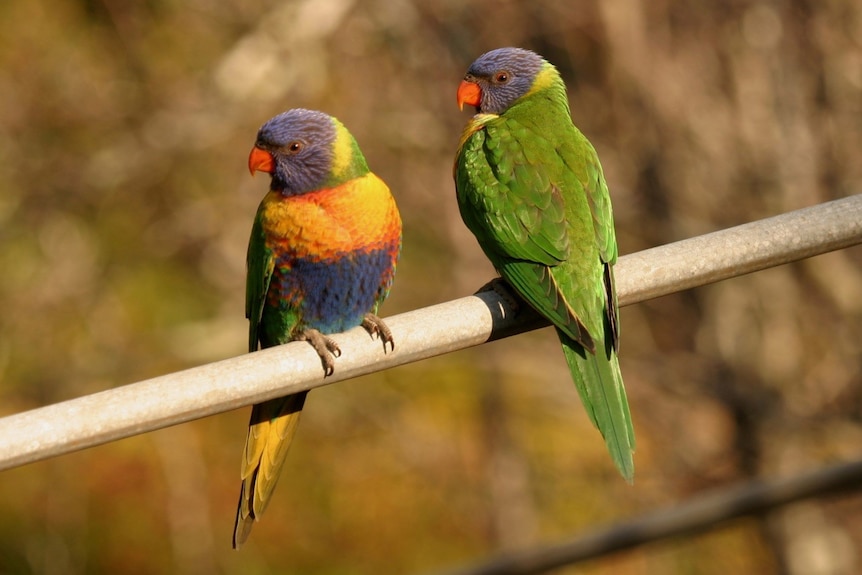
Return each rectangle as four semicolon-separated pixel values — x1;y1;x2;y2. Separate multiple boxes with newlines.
1;0;861;573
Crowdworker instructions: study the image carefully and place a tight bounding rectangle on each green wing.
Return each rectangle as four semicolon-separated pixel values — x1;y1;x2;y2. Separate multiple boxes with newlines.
456;117;568;265
245;208;274;353
455;116;595;350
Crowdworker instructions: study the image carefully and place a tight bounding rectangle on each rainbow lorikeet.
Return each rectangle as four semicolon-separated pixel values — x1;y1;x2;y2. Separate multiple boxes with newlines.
234;109;402;547
454;47;635;481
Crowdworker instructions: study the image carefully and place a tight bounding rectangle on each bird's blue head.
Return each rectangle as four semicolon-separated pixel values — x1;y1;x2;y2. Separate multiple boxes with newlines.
457;47;549;115
248;109;368;195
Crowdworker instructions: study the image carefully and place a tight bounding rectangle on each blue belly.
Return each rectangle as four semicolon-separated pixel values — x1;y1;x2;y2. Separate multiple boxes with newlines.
269;247;395;336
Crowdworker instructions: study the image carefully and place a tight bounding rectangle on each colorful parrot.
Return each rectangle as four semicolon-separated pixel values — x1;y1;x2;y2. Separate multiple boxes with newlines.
234;109;402;547
454;47;635;481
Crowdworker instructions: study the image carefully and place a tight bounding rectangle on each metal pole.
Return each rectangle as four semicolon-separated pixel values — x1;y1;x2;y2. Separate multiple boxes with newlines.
615;194;862;305
0;195;860;471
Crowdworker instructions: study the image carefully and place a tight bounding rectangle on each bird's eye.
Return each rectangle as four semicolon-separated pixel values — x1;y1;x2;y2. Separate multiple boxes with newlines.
287;141;303;153
494;72;510;84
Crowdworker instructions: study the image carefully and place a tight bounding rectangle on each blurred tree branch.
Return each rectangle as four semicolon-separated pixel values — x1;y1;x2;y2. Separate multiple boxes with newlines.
429;457;862;575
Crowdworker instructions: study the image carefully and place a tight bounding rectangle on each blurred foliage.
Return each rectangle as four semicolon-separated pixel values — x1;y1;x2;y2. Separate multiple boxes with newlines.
1;0;862;573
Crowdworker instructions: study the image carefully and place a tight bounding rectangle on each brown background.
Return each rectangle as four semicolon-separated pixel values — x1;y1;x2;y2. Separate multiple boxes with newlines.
1;1;861;573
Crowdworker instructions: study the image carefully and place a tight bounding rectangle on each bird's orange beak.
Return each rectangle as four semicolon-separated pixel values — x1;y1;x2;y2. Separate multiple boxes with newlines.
248;146;275;176
457;80;482;111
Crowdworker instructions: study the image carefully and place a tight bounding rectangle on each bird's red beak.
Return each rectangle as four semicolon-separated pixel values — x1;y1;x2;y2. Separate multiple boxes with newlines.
457;80;482;111
248;146;275;176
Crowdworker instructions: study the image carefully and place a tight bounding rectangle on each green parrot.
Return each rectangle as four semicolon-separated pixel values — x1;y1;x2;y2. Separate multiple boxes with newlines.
454;47;634;481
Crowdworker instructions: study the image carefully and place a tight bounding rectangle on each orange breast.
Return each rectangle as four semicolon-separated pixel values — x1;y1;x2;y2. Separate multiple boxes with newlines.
260;172;401;260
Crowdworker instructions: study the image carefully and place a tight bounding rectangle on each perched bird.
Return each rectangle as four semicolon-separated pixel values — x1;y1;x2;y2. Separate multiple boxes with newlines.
235;109;402;547
454;47;635;481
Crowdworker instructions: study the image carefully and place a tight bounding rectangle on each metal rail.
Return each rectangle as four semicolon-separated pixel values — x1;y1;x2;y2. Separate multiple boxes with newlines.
0;195;860;471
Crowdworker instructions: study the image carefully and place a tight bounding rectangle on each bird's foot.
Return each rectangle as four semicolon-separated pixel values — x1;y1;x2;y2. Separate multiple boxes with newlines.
296;329;341;376
476;277;522;314
362;313;395;352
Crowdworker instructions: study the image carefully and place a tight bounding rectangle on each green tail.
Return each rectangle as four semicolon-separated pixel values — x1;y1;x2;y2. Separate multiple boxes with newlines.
558;329;635;482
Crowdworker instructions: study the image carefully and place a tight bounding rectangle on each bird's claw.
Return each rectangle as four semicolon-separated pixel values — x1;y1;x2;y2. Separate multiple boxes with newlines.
297;329;341;376
476;277;522;314
362;313;395;353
